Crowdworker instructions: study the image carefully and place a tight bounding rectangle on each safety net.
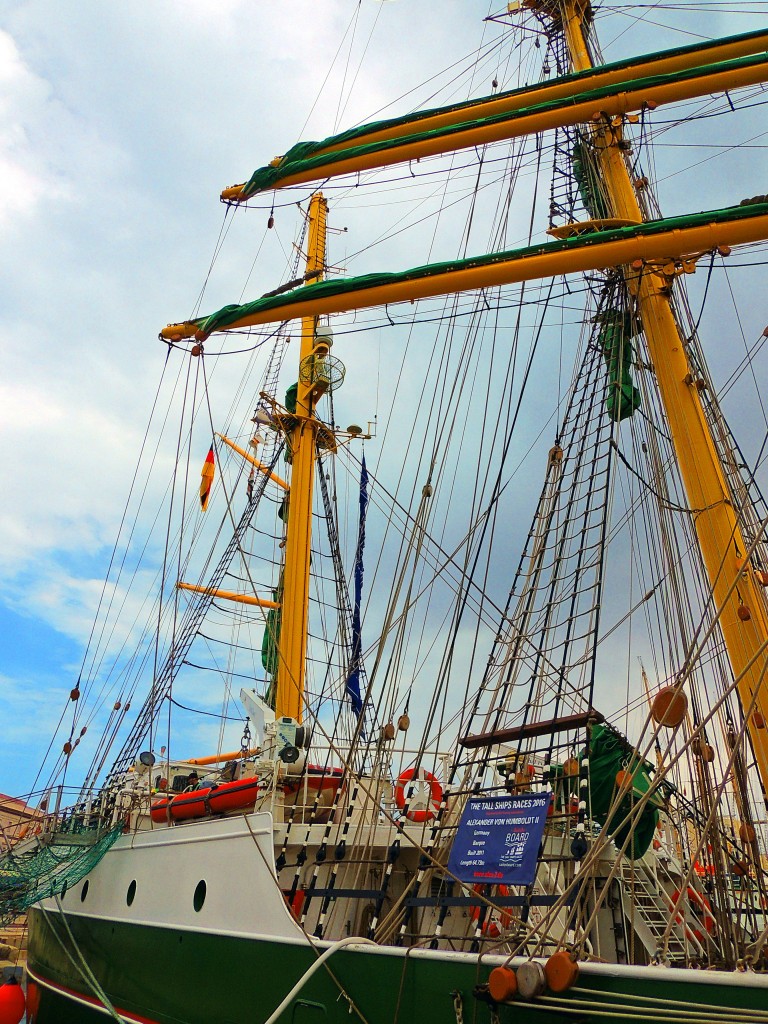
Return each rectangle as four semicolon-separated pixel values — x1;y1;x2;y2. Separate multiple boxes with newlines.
0;824;124;927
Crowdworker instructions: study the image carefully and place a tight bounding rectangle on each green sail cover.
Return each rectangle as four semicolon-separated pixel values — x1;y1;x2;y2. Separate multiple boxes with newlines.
588;724;660;859
261;587;281;680
238;50;768;197
572;141;610;221
188;200;768;336
597;309;641;421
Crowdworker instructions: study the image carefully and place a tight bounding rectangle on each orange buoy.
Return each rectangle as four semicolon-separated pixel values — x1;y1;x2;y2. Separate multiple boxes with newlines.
653;838;661;850
563;757;580;776
545;950;579;993
651;686;687;728
615;769;634;790
739;822;757;844
0;977;26;1024
733;860;750;877
488;966;517;1003
738;604;752;621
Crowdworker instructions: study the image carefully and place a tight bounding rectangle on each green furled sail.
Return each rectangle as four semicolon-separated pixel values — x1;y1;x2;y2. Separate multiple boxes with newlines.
184;200;768;336
588;724;660;859
261;593;282;679
597;310;641;421
572;141;610;221
235;49;768;197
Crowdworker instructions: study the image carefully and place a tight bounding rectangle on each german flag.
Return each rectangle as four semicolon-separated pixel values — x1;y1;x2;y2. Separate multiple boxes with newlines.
199;446;215;511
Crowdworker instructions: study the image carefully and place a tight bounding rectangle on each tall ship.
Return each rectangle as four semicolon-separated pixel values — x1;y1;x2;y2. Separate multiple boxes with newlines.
3;2;768;1022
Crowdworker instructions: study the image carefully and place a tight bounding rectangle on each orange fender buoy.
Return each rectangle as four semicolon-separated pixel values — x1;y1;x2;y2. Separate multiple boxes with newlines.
394;767;442;822
651;686;687;727
488;966;517;1002
0;977;26;1024
545;950;579;993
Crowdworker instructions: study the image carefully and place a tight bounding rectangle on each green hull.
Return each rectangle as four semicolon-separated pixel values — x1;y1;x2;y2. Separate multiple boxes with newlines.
28;907;768;1024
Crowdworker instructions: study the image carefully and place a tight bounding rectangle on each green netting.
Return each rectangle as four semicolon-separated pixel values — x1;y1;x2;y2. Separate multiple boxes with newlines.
597;310;641;421
188;200;768;335
239;50;768;196
588;724;660;859
0;823;124;927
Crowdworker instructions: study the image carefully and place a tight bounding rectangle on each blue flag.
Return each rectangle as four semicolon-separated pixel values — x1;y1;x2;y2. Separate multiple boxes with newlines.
345;454;368;716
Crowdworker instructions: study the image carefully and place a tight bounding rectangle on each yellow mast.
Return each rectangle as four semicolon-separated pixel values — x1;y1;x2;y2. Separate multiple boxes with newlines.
556;0;768;803
274;192;328;723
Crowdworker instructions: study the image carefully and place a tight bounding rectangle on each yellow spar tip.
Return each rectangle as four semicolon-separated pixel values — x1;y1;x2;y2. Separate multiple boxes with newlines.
221;183;246;203
160;321;200;342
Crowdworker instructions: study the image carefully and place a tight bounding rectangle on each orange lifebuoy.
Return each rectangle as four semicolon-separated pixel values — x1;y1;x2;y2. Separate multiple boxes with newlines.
671;886;716;941
394;767;442;822
470;884;511;937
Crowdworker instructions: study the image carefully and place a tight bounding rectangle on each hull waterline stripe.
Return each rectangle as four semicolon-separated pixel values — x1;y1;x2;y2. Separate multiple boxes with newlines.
26;963;160;1024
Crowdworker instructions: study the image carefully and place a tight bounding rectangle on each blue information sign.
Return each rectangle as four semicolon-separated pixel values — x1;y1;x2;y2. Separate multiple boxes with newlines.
447;793;549;886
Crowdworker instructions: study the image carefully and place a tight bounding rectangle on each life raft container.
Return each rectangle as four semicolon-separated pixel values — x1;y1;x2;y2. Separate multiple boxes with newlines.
282;764;344;799
394;767;443;822
150;776;260;823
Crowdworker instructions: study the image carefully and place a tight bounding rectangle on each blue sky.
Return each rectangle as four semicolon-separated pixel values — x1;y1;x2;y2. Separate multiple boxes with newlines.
2;1;768;799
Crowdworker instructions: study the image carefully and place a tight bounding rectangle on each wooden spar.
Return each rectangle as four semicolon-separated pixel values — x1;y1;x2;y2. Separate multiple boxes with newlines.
221;52;768;198
274;192;328;724
161;207;768;336
176;582;279;610
186;748;260;766
459;711;605;750
216;432;289;491
559;0;768;804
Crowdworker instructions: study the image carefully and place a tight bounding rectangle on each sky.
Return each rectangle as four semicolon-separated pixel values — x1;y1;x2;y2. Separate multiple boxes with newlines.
2;1;768;799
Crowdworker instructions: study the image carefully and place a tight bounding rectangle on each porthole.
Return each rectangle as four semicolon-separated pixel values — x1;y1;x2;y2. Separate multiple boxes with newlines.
126;880;137;907
193;880;206;913
80;879;89;902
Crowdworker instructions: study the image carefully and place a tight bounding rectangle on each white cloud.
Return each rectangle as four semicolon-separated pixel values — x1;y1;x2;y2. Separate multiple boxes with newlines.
0;28;62;222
